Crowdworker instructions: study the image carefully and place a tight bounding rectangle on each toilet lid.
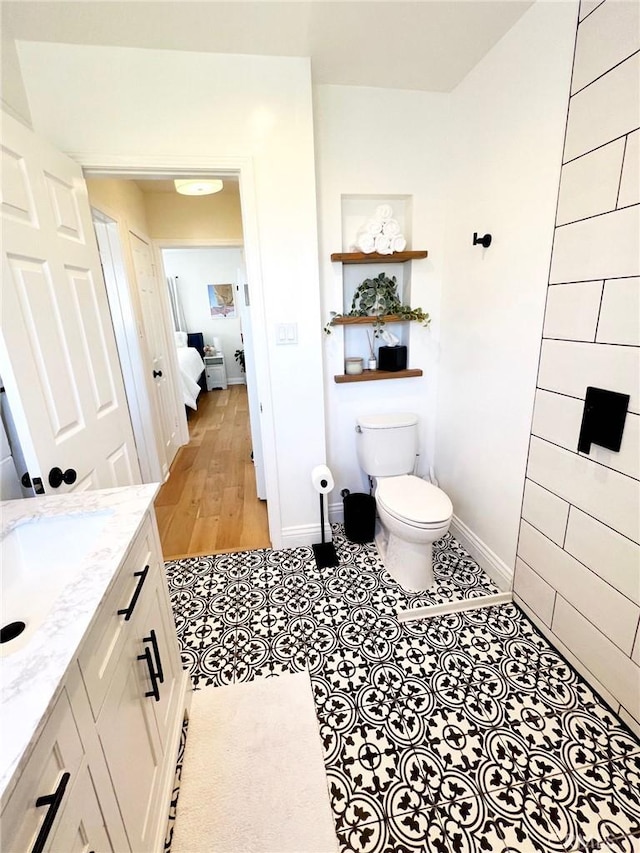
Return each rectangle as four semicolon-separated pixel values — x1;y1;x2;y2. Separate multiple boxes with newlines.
377;476;453;526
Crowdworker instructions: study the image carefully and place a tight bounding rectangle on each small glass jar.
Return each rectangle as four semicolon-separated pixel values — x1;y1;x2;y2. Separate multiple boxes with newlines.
367;357;377;371
345;357;364;375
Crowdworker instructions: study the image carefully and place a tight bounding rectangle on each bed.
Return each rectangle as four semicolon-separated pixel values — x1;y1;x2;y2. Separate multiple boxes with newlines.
175;331;205;410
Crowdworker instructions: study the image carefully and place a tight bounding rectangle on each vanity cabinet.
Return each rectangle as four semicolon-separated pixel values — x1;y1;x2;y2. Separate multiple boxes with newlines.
1;509;188;853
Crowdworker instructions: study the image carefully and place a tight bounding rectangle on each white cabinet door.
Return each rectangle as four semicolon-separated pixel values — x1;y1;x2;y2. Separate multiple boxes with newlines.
0;111;141;494
48;761;114;853
96;588;164;853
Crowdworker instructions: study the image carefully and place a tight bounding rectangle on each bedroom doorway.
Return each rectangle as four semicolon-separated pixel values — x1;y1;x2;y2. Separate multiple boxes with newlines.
88;169;272;556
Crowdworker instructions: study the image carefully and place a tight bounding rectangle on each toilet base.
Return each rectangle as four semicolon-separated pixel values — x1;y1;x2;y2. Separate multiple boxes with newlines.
375;523;434;591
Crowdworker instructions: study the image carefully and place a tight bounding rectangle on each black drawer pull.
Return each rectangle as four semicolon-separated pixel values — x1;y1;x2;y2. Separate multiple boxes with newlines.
147;629;164;685
32;772;70;853
137;644;160;702
118;565;149;621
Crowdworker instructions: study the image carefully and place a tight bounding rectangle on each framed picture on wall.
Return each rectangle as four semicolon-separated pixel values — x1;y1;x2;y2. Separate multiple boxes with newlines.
208;283;235;318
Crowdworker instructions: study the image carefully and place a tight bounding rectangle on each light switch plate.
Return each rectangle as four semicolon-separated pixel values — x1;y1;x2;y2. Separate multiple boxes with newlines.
276;323;298;345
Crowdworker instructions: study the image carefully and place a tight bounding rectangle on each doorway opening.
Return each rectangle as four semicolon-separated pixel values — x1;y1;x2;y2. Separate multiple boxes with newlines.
86;168;275;555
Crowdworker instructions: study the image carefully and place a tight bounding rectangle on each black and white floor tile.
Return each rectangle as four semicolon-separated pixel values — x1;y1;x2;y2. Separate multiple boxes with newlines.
165;526;640;853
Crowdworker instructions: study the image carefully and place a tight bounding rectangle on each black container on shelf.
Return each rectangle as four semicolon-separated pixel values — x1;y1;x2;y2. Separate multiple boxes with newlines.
378;345;407;371
343;490;376;543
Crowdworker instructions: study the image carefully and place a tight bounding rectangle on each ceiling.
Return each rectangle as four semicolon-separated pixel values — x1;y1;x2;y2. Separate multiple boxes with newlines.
3;0;535;93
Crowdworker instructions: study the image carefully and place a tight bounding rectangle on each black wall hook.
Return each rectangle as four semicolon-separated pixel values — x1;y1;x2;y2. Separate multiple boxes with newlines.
473;232;492;248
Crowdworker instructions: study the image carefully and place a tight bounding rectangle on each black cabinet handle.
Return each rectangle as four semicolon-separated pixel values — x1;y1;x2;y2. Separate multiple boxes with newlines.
153;369;163;378
117;565;149;621
147;629;164;685
32;772;70;853
137;644;160;702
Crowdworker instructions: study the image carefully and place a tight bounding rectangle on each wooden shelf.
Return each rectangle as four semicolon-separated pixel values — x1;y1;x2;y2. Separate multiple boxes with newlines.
334;368;423;383
330;250;428;264
330;314;410;326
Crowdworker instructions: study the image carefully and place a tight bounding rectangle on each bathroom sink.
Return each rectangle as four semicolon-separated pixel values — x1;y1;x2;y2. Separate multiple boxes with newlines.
1;510;112;655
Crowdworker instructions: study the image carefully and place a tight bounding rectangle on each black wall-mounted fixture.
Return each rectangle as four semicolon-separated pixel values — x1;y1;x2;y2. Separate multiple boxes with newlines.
577;386;630;455
473;232;492;248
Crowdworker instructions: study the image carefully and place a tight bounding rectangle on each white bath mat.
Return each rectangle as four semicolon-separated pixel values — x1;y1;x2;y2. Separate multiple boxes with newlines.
170;671;338;853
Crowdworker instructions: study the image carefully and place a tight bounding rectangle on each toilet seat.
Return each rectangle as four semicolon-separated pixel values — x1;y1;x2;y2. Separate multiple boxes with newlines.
376;475;453;528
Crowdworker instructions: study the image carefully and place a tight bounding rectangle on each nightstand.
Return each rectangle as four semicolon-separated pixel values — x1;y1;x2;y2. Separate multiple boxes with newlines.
204;354;228;390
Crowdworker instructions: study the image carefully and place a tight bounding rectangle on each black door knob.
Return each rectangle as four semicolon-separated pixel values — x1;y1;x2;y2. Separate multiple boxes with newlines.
153;370;163;378
48;467;77;488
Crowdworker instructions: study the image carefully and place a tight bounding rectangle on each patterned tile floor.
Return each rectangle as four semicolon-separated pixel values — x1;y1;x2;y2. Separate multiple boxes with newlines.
165;527;640;853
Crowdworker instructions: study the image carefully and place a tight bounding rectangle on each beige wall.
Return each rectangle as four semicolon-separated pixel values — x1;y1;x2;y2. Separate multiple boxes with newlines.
86;178;150;236
144;184;243;242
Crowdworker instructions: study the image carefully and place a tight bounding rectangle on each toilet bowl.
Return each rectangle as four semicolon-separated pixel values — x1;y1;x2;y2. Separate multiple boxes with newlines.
355;412;453;591
374;474;453;591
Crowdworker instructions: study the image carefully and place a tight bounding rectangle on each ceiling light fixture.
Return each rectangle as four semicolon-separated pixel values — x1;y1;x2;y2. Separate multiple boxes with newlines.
174;178;223;196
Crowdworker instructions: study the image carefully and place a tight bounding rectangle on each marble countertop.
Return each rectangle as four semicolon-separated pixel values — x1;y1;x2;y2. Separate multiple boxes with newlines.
0;484;160;800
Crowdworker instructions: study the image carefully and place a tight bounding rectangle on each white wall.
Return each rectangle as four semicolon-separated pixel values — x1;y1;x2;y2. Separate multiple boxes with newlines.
314;85;450;513
514;0;640;735
162;248;245;384
15;43;326;546
435;1;577;579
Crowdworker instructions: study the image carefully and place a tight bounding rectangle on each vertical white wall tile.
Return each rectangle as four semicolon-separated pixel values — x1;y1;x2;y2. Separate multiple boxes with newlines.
532;388;639;479
550;204;640;284
518;520;639;653
596;276;640;345
527;436;640;543
521;477;570;544
552;595;640;713
538;339;639;414
572;0;640;94
543;280;603;340
513;556;556;625
564;52;640;161
618;129;639;208
618;706;640;739
556;140;624;225
579;0;605;21
532;388;583;450
565;507;640;604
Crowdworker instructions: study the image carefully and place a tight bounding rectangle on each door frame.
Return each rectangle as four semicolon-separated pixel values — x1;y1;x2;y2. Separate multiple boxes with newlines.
81;155;280;547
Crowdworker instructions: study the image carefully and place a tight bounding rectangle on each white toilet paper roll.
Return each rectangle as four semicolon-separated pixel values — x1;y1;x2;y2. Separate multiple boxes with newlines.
311;465;334;494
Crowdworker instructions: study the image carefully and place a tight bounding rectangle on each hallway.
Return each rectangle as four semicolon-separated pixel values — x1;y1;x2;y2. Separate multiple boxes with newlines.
154;384;270;558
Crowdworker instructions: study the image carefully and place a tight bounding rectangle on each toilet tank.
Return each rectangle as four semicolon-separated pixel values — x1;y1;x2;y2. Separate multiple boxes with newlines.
356;413;419;476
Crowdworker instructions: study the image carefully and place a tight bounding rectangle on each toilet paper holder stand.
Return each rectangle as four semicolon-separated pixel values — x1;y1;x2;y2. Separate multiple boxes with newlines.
311;467;339;569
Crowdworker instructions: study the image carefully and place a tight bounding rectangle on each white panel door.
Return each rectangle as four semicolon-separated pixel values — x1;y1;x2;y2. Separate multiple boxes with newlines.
130;232;179;476
236;261;266;499
0;111;140;493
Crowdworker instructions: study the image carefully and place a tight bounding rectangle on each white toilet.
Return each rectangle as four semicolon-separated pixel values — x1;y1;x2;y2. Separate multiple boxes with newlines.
355;412;453;591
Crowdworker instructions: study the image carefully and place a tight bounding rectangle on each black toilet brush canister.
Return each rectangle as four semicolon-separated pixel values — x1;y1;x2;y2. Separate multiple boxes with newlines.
311;464;339;568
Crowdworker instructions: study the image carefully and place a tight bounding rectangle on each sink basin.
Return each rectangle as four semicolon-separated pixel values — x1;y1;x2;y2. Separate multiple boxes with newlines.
1;510;112;655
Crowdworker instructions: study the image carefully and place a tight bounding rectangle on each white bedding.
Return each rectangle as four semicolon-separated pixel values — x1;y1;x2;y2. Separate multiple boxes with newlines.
176;346;205;410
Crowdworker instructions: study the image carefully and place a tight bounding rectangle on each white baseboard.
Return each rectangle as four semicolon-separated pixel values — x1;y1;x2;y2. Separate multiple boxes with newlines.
450;515;513;592
280;522;332;549
328;500;344;524
227;377;246;386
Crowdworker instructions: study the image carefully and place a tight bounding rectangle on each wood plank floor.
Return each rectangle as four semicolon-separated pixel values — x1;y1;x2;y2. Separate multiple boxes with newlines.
154;384;270;559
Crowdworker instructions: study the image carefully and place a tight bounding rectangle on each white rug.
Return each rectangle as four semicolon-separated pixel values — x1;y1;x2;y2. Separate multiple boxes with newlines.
170;672;339;853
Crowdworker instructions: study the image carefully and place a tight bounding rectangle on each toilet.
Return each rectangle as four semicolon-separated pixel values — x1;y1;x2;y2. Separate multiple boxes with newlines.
355;412;453;591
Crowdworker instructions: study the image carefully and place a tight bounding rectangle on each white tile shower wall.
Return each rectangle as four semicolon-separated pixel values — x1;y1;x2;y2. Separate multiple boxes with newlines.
515;0;640;728
618;129;639;208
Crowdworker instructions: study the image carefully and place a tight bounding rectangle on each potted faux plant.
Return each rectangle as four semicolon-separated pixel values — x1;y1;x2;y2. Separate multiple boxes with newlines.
324;272;430;334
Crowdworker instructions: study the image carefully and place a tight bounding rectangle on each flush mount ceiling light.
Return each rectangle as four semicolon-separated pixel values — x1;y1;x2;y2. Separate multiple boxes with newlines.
174;178;223;196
